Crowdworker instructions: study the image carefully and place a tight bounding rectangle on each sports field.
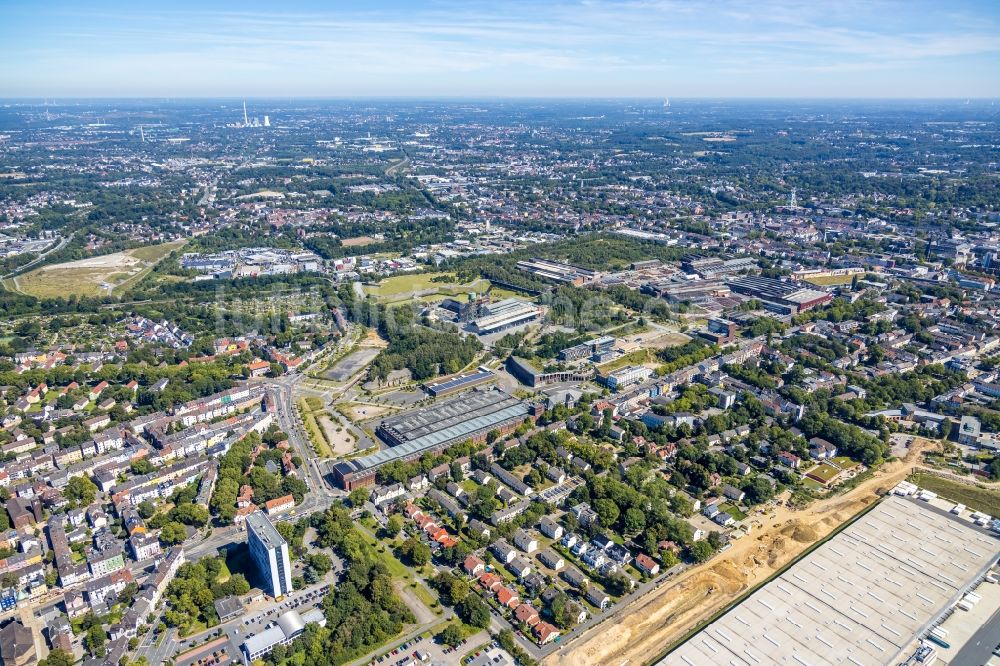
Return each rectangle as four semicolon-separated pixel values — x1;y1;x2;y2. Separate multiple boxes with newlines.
14;240;185;298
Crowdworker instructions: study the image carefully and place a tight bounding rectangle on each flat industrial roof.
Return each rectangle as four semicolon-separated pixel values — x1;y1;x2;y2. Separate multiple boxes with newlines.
339;389;530;473
380;387;526;442
660;494;1000;666
472;300;540;331
425;368;495;394
246;511;287;549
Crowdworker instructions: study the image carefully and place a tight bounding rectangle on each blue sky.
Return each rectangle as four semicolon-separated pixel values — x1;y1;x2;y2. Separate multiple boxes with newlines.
1;0;998;98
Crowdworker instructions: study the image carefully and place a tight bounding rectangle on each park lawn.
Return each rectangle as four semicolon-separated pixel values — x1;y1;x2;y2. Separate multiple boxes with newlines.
357;528;440;611
380;292;451;306
908;472;1000;516
434;618;480;641
358;529;412;580
216;561;232;584
486;284;522;299
365;271;455;296
177;619;208;638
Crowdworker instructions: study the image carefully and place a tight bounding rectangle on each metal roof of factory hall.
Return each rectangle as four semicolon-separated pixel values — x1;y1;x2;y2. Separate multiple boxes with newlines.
659;494;1000;666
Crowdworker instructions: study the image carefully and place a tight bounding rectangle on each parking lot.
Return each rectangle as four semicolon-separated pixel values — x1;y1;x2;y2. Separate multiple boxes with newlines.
167;582;336;666
234;584;331;636
366;630;488;666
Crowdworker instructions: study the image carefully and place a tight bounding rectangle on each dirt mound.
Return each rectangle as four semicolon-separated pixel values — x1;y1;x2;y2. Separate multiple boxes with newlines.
790;523;819;543
763;537;784;567
710;560;746;588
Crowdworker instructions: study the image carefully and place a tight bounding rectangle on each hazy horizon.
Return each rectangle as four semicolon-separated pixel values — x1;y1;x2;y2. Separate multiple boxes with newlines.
2;96;999;103
2;0;999;98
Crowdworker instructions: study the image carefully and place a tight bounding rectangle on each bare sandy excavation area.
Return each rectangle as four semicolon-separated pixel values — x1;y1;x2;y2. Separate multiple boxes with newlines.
546;439;938;666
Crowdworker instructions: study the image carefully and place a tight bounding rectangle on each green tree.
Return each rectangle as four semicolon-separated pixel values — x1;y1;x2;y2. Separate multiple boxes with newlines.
686;540;714;563
385;514;404;537
398;537;431;566
448;577;470;605
85;625;106;657
159;522;187;545
989;457;1000;481
659;549;680;569
549;592;579;629
40;648;74;666
137;500;157;519
457;596;490;628
593;499;620;527
307;552;333;577
743;477;776;505
170;502;210;527
437;624;464;647
65;476;97;506
623;507;646;535
348;488;369;508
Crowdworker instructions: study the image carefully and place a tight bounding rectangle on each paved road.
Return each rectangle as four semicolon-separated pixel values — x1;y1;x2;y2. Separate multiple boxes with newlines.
267;378;335;496
951;603;1000;666
3;232;72;280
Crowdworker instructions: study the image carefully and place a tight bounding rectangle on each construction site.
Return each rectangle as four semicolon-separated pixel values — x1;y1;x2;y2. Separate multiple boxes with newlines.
545;439;998;666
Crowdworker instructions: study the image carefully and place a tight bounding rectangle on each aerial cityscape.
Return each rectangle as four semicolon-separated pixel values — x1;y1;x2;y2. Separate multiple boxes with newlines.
0;3;999;666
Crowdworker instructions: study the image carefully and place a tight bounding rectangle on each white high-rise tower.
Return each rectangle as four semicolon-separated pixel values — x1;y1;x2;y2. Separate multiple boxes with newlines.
264;115;270;127
246;512;293;598
243;101;249;126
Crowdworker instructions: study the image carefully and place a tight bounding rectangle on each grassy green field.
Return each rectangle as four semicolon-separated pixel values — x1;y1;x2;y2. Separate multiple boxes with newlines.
14;239;185;298
805;463;841;484
908;472;1000;515
599;348;655;373
719;503;748;521
358;530;441;609
296;397;334;457
800;478;824;491
129;240;186;262
487;286;521;299
364;271;495;299
803;273;856;286
831;456;860;469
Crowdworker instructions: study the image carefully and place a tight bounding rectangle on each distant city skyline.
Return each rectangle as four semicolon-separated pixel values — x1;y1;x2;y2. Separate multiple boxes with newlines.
2;0;999;98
